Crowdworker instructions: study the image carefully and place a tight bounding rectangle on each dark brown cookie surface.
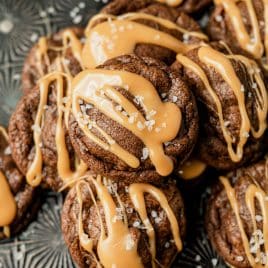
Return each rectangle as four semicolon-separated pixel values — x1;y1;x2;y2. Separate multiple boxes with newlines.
206;160;268;268
22;27;84;94
172;46;267;170
69;54;199;183
100;0;206;65
0;128;41;240
61;176;186;268
102;0;212;15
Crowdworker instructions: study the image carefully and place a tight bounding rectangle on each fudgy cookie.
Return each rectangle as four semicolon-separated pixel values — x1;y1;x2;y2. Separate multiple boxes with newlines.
82;0;208;68
172;45;268;170
22;27;84;94
61;175;186;268
208;0;268;73
9;73;88;192
102;0;212;15
206;159;268;268
69;54;199;183
0;127;41;240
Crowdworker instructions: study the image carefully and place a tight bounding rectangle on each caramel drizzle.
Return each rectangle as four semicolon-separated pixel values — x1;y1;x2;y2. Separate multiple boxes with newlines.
214;0;268;69
156;0;183;7
36;29;83;76
76;175;182;268
83;12;207;68
176;46;267;162
179;158;207;180
26;72;87;187
0;127;16;237
72;69;181;176
220;174;268;268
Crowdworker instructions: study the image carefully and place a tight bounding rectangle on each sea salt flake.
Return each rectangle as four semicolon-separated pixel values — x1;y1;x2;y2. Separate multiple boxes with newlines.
4;146;11;155
141;147;149;160
115;105;122;111
161;93;167;98
236;256;244;262
240;85;245;92
172;96;178;103
155;217;162;224
151;210;157;218
133;220;141;228
134;95;144;106
252;82;257;89
215;15;223;22
255;215;263;222
165;242;170;248
137;121;145;130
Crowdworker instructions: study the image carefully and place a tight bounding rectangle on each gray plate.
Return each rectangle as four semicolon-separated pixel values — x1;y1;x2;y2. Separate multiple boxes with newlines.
0;0;227;267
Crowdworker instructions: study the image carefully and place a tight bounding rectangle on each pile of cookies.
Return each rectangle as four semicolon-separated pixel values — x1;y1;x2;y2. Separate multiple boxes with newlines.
0;0;268;267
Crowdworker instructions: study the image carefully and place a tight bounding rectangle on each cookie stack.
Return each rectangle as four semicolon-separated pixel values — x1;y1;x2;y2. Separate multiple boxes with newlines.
1;0;268;267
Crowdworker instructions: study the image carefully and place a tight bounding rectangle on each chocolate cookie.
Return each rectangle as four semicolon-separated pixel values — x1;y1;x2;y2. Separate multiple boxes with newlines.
22;27;84;94
206;159;268;268
207;0;268;73
0;127;41;240
102;0;212;15
9;73;87;192
172;45;268;170
69;54;199;183
61;175;186;268
82;0;207;68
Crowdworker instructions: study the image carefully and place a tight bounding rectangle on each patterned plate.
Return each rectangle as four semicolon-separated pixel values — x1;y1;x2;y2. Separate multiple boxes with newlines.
0;0;227;267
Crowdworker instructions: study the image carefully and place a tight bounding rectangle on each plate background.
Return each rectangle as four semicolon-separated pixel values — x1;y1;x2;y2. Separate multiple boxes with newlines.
0;0;227;267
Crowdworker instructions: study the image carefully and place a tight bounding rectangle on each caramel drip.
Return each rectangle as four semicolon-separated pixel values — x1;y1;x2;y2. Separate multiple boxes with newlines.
220;176;268;268
36;29;83;76
179;158;207;180
83;12;207;68
76;176;182;268
0;126;8;141
72;69;181;176
26;72;87;187
0;129;16;235
0;171;16;228
176;46;267;162
214;0;268;69
129;183;182;267
156;0;183;7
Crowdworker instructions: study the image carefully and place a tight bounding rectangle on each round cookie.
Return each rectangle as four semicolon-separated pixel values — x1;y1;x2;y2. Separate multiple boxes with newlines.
102;0;212;15
83;0;207;67
0;128;41;240
207;0;268;73
69;54;199;183
9;73;87;192
22;27;84;94
206;159;268;268
61;175;186;268
172;45;267;170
